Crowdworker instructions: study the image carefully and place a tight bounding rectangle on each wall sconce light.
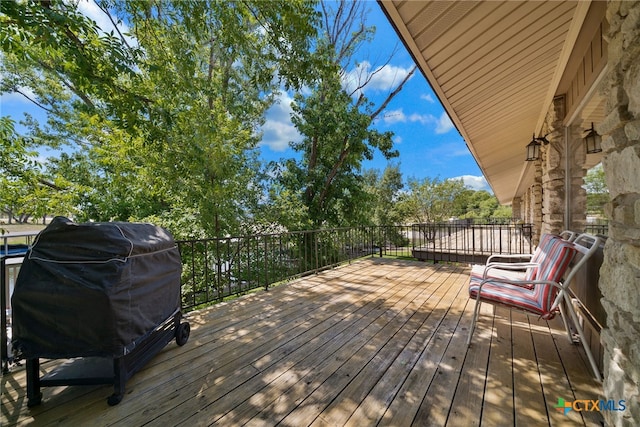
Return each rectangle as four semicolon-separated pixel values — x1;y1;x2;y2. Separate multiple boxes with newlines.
584;122;602;154
525;133;550;161
525;134;540;161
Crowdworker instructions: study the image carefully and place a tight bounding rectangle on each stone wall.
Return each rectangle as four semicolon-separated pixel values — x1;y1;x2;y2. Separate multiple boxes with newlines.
531;161;543;245
518;171;543;246
598;1;640;425
540;96;567;236
566;123;589;233
538;97;589;237
511;196;521;220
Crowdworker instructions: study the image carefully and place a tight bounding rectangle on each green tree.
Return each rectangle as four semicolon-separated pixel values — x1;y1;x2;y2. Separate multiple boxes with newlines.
492;204;513;219
0;117;73;224
369;164;404;226
276;0;415;229
1;0;320;236
451;188;511;220
584;163;608;216
399;177;467;223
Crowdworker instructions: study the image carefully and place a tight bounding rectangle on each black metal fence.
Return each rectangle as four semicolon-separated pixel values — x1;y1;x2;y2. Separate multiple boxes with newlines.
585;223;609;236
1;254;25;373
409;222;535;263
175;222;538;311
0;220;560;371
177;227;382;311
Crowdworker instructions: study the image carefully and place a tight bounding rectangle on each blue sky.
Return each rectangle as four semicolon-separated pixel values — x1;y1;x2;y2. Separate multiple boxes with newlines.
0;1;489;192
258;3;488;191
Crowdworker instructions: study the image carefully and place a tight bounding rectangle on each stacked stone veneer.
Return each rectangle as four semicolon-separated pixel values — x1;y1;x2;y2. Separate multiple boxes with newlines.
599;1;640;425
539;96;589;237
518;162;543;246
540;96;567;237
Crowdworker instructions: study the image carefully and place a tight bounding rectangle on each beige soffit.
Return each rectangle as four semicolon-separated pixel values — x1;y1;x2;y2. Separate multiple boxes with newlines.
379;0;590;204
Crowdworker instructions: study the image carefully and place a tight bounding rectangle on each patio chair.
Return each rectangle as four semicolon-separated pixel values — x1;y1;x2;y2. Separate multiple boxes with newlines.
559;229;578;242
467;232;603;381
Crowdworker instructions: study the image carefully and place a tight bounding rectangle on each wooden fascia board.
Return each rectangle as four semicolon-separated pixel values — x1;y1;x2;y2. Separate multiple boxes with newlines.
377;1;481;169
533;0;591;134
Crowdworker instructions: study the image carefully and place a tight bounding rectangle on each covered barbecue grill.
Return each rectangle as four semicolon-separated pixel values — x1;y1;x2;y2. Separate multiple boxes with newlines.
11;216;190;406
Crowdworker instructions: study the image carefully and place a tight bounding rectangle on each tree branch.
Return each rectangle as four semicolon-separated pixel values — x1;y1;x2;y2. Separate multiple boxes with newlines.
13;89;53;113
317;136;350;207
38;178;63;191
369;65;416;120
94;0;134;51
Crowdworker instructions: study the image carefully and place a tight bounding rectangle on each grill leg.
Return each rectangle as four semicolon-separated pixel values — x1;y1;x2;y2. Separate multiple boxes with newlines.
26;358;42;407
107;358;126;406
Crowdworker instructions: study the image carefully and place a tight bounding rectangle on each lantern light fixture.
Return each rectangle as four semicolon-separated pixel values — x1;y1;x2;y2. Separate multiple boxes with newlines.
584;122;602;154
525;133;550;161
525;133;540;161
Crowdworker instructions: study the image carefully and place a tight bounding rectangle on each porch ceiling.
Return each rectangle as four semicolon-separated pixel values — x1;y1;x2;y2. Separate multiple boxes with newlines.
379;0;591;204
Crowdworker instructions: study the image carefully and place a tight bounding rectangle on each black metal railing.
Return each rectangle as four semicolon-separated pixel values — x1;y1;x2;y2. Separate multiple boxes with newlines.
585;223;609;236
176;222;540;310
1;221;536;371
1;254;25;373
409;222;535;263
177;226;381;311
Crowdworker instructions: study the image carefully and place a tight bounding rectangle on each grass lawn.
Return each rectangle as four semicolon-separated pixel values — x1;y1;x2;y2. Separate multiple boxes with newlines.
1;223;46;245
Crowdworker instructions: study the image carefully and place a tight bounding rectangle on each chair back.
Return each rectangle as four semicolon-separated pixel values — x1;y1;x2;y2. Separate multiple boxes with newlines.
556;233;603;295
559;230;578;242
546;233;602;313
524;233;575;282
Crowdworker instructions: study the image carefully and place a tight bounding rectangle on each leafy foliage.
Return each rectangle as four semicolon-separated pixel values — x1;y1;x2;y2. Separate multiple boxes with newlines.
452;189;512;219
362;164;404;226
1;0;320;236
584;163;608;216
1;1;508;237
398;177;466;223
275;0;414;229
0;116;70;224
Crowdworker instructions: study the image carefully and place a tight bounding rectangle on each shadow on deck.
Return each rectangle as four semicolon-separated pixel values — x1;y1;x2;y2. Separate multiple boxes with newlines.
1;258;603;426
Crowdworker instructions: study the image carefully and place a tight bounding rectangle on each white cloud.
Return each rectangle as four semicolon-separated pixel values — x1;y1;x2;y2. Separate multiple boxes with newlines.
408;113;432;125
342;61;414;96
382;109;406;124
380;109;454;135
382;109;438;126
421;93;435;103
259;92;301;152
0;87;36;106
435;112;454;134
77;0;136;47
454;175;490;191
366;63;415;92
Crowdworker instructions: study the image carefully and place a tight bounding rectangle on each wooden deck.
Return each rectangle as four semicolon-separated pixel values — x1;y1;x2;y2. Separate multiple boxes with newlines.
1;258;603;426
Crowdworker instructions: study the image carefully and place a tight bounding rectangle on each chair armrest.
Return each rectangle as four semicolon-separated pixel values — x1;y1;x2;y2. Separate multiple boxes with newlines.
486;253;533;264
482;262;539;279
479;276;564;291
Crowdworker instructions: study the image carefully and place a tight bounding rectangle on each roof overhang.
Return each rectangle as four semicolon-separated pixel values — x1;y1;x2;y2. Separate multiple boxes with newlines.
379;0;605;204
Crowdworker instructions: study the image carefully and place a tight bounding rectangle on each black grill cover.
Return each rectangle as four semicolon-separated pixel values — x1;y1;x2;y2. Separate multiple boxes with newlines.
11;216;181;359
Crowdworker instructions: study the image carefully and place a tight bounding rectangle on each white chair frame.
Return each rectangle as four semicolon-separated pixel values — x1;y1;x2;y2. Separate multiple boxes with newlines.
467;233;603;381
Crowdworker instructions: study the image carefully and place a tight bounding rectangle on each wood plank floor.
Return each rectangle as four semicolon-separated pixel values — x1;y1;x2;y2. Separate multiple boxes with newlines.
1;258;604;426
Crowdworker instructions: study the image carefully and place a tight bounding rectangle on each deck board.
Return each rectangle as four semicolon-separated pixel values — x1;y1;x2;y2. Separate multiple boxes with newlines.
1;258;604;426
480;305;514;426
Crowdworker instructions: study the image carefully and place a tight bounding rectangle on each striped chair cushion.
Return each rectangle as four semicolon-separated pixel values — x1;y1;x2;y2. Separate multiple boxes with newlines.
470;264;527;284
527;235;575;282
524;233;558;281
469;236;576;318
470;233;558;291
469;278;559;318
